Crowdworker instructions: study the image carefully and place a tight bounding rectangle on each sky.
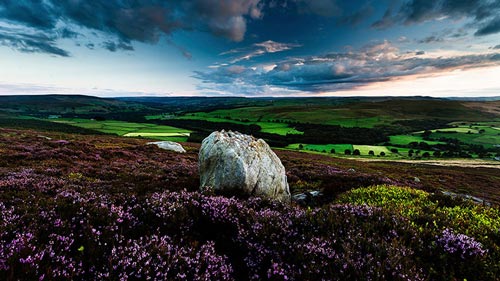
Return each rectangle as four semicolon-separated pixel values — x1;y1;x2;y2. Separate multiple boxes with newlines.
0;0;500;97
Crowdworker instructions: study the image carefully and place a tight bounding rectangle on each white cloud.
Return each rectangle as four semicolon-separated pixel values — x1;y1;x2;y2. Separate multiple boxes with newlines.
220;40;301;63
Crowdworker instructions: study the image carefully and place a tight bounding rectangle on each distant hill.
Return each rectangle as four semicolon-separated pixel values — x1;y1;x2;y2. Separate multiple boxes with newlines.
0;95;134;115
446;96;500;101
1;94;498;122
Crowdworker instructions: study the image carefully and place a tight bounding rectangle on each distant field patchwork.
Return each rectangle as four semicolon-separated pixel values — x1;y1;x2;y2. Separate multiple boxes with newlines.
176;106;392;128
427;124;500;148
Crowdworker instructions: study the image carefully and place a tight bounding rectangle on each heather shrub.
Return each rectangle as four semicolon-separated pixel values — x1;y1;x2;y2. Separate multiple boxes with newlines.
338;185;500;280
2;185;498;280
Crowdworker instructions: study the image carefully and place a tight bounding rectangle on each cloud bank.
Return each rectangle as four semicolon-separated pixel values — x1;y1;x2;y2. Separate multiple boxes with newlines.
195;41;500;95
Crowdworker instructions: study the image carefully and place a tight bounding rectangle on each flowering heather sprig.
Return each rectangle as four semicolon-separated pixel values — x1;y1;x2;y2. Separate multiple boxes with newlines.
267;261;292;280
201;195;245;225
0;232;37;271
0;202;19;228
436;228;487;259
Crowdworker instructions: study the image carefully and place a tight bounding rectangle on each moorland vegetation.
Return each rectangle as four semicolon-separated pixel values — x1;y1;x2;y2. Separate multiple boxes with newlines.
0;128;499;280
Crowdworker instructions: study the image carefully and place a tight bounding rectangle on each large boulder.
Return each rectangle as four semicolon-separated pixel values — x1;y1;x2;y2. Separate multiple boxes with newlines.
147;141;186;153
199;130;290;202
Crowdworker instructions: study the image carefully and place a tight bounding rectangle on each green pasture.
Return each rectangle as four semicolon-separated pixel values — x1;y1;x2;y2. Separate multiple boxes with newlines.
389;135;445;146
285;143;353;153
352;145;391;155
432;127;479;133
255;122;303;135
52;119;191;141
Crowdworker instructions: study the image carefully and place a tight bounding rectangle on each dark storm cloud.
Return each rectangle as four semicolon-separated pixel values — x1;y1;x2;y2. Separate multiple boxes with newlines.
373;0;500;36
475;17;500;36
0;0;391;57
0;27;69;57
195;41;500;94
59;28;79;39
418;35;444;44
102;41;134;52
0;0;58;30
416;28;468;44
0;0;265;56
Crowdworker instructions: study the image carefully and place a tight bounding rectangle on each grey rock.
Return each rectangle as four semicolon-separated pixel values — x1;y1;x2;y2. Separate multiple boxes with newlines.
199;130;290;202
441;191;490;206
309;190;322;197
414;177;421;183
147;141;186;153
292;193;308;201
292;190;323;206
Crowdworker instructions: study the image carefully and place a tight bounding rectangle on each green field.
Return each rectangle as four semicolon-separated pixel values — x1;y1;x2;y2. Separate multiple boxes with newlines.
52;119;191;141
352;145;391;155
389;135;445;146
286;143;353;153
255;122;303;135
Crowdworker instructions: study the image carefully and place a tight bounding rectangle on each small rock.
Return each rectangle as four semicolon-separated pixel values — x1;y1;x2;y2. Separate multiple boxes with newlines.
292;190;323;205
292;193;307;201
414;177;421;183
147;141;186;153
347;168;356;173
309;190;322;197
